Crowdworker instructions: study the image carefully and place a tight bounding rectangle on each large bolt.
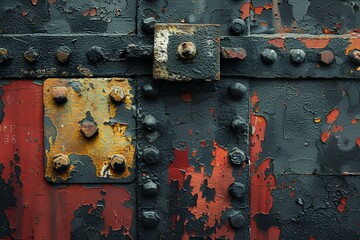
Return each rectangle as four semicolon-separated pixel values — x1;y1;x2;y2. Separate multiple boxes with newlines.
110;154;126;173
56;46;72;63
228;182;246;198
229;83;247;99
87;46;105;63
109;86;125;103
141;211;160;229
230;19;246;35
290;49;306;64
23;47;39;63
53;154;70;172
52;86;68;104
142;146;160;165
319;50;334;65
349;49;360;65
142;115;158;132
142;179;158;197
80;120;98;138
228;147;246;165
229;211;245;229
260;48;277;65
142;17;157;33
0;48;10;64
231;117;248;136
142;84;159;99
177;42;197;61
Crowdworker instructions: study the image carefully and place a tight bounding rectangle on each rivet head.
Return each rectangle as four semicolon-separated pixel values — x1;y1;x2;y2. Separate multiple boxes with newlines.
141;211;160;229
319;50;334;65
142;84;159;99
0;48;10;64
230;18;246;35
349;49;360;65
142;17;157;33
229;83;247;99
80;120;98;138
260;49;277;65
109;87;125;103
142;146;160;165
228;182;246;198
53;154;70;172
142;179;158;197
52;86;68;104
23;47;38;63
229;211;245;229
56;46;72;63
177;42;197;61
290;49;306;64
228;147;246;165
110;154;126;173
231;117;248;136
142;115;158;132
87;46;105;63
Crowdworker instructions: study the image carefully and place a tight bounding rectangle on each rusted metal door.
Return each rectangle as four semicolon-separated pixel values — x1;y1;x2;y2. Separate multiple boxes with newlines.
1;1;360;240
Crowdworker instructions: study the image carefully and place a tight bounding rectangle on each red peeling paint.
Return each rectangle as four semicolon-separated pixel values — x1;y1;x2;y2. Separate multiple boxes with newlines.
200;140;207;148
326;108;339;123
300;38;330;49
309;236;316;240
356;138;360;147
209;107;215;118
31;0;38;6
240;2;251;20
268;38;286;51
253;4;272;15
346;38;360;55
337;197;347;213
181;93;192;102
352;118;358;124
321;125;343;143
168;147;189;189
290;191;295;198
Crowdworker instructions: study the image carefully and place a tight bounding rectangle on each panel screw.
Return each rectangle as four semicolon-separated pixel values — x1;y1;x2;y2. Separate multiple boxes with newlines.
142;17;157;33
141;211;160;229
319;50;334;65
0;48;10;64
142;179;158;197
142;115;158;132
229;211;245;229
23;47;38;63
52;86;68;104
230;19;246;35
177;42;197;61
110;154;126;173
229;83;247;99
56;46;72;63
53;154;70;172
228;147;246;165
290;49;306;64
142;146;160;165
260;49;277;65
231;117;248;136
109;86;125;103
80;120;98;138
348;49;360;65
142;84;159;99
87;46;105;63
229;182;246;198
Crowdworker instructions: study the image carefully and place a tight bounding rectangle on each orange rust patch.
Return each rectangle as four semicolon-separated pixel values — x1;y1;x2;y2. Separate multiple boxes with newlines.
240;2;251;20
356;138;360;147
346;38;360;54
268;38;286;51
326;108;339;124
48;0;56;4
300;38;330;49
321;125;343;143
31;0;38;5
337;197;347;213
253;4;272;15
21;10;28;16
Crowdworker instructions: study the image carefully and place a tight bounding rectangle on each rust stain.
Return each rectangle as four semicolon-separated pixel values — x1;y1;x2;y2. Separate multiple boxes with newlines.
300;38;330;49
31;0;38;6
346;38;360;55
240;2;251;20
181;93;192;102
268;38;286;51
356;138;360;147
48;0;56;4
351;118;358;124
336;197;347;213
272;0;284;33
326;108;339;124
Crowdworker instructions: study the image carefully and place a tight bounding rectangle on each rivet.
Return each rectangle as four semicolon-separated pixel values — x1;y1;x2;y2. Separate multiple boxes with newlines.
142;84;159;99
23;47;38;63
52;86;68;104
231;117;248;136
80;120;98;138
142;115;158;132
177;42;197;61
109;86;125;103
290;49;306;64
141;211;160;229
142;17;157;33
142;179;158;197
142;146;160;165
228;147;246;165
0;48;10;64
230;18;246;35
110;154;126;173
229;211;245;229
228;182;246;198
348;49;360;65
319;50;334;65
53;154;70;172
87;46;105;63
56;46;72;63
260;48;277;65
229;83;247;99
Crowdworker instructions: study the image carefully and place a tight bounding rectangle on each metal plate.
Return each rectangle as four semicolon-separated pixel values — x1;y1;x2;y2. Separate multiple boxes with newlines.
44;78;136;183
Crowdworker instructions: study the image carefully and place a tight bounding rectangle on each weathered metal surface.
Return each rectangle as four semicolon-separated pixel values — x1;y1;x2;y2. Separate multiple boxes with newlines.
153;24;221;81
44;78;136;183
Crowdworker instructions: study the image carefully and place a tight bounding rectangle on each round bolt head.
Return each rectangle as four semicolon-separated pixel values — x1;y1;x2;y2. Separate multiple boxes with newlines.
229;182;246;198
142;145;160;165
142;84;159;99
87;46;105;63
177;42;197;61
0;48;10;64
80;120;98;138
142;179;158;197
109;87;125;103
110;154;126;173
141;211;160;229
230;18;246;35
319;50;334;65
349;49;360;65
260;48;277;65
53;154;70;172
142;17;157;33
231;117;248;136
52;86;68;104
228;147;246;165
23;48;38;63
229;211;245;229
290;49;306;64
56;46;72;63
229;82;247;99
142;114;158;132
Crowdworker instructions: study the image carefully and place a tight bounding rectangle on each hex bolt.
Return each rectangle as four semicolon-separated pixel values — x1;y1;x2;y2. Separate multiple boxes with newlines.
87;46;105;63
142;179;159;197
228;147;246;165
260;48;277;65
110;154;126;173
109;86;125;103
229;82;247;99
0;48;10;64
23;47;39;63
142;84;159;99
53;154;70;172
142;145;160;165
142;17;157;33
177;42;197;61
142;114;158;132
52;86;68;104
80;120;98;138
229;211;245;229
141;211;160;229
319;50;334;65
231;117;248;136
56;46;72;63
230;18;246;35
228;182;246;198
290;49;306;64
349;49;360;65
